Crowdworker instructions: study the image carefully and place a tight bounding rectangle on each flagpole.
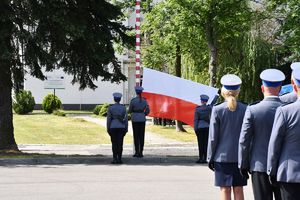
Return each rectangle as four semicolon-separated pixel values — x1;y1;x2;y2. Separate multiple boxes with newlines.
135;0;141;87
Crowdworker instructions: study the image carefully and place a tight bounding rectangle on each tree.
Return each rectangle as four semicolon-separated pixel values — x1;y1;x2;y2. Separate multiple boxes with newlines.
0;0;134;150
267;0;300;61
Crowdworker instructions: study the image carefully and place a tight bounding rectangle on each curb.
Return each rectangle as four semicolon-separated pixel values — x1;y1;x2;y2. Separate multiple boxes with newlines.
0;156;204;166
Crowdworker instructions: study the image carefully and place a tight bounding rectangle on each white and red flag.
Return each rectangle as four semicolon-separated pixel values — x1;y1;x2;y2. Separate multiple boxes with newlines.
142;68;219;127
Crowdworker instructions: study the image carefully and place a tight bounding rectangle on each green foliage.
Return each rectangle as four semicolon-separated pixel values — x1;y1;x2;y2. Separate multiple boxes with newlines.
42;94;62;114
93;105;103;115
0;1;134;90
12;90;35;115
99;103;109;117
52;109;66;117
267;0;300;61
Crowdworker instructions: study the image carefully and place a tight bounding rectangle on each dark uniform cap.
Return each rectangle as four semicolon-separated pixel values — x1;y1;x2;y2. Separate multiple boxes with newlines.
113;92;122;101
292;68;300;86
260;69;285;87
220;74;242;90
135;86;144;94
200;94;209;102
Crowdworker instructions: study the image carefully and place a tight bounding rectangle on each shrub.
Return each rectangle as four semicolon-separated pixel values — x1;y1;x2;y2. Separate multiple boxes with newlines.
42;94;62;114
53;109;66;117
13;90;35;114
93;105;102;115
99;103;109;116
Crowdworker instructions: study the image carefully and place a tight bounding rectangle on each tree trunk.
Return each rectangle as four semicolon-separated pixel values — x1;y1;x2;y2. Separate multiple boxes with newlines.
205;22;217;87
174;44;186;132
0;0;18;150
0;84;18;150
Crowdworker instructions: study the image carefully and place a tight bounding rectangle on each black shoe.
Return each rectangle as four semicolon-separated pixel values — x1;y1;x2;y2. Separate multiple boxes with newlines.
133;153;139;157
117;160;123;164
196;159;205;164
137;153;143;158
111;159;118;164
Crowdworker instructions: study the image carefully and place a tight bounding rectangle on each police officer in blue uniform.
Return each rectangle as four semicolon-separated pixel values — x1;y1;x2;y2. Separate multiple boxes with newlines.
194;94;211;164
239;69;285;200
128;86;150;158
207;74;247;200
107;92;128;164
267;68;300;200
280;62;300;103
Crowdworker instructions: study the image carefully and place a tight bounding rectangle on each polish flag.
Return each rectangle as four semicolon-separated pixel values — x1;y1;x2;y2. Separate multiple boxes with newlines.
141;68;219;127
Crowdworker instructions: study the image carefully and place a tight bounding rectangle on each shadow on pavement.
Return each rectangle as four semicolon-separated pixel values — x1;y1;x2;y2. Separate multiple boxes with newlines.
0;153;208;167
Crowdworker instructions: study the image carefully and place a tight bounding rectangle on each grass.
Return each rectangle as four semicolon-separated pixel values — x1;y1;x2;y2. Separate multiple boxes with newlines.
14;111;133;144
146;125;197;142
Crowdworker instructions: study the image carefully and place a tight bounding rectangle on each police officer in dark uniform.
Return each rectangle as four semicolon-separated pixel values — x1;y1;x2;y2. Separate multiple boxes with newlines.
128;86;150;158
267;68;300;200
239;69;285;200
194;94;211;164
280;62;300;103
107;92;128;164
207;74;248;200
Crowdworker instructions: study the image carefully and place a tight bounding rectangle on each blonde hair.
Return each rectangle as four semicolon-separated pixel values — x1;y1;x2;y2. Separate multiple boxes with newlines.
221;87;240;111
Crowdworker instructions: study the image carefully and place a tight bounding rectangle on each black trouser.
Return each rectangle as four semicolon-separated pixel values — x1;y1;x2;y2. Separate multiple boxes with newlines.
195;128;209;160
132;122;145;155
252;171;282;200
110;128;125;160
279;182;300;200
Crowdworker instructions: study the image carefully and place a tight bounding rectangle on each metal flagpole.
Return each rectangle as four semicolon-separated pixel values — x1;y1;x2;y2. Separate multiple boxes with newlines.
132;0;142;155
135;0;141;87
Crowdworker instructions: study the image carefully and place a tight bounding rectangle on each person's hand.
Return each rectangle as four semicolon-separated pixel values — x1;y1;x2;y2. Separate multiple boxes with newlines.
208;161;215;171
269;176;279;187
239;168;249;179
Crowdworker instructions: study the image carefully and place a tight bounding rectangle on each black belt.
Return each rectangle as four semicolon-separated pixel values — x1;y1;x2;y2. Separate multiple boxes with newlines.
133;110;144;113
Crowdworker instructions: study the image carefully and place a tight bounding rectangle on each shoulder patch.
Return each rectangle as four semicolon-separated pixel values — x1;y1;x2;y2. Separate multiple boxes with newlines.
249;101;260;106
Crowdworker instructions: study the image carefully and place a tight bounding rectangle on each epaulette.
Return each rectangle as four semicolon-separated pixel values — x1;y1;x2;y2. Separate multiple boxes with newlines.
281;102;294;107
280;92;290;96
238;101;248;105
213;102;223;106
249;101;260;106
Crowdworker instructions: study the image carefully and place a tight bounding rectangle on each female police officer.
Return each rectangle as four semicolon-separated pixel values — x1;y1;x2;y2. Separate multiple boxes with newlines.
207;74;248;200
107;92;128;164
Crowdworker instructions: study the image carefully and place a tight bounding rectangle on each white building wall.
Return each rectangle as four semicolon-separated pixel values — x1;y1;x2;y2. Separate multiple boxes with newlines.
24;68;126;106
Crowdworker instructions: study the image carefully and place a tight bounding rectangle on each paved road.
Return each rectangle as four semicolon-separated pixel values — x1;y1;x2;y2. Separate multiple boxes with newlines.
0;164;254;200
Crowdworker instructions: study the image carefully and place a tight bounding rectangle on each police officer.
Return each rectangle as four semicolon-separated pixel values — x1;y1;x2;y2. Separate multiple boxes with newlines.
239;69;285;200
194;94;211;164
280;62;300;103
107;92;128;164
128;86;150;158
267;68;300;200
207;74;247;200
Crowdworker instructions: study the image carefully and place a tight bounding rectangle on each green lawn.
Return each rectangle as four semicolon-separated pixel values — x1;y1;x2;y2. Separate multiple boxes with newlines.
14;112;133;144
146;125;197;142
